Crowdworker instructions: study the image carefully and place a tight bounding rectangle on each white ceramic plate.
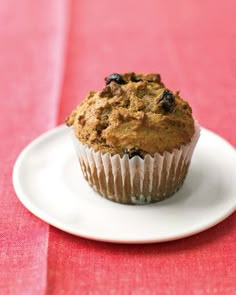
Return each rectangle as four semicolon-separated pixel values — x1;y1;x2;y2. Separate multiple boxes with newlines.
13;125;236;243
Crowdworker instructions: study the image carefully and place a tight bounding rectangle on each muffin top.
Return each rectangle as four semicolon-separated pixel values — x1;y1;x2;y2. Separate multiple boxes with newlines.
66;72;195;157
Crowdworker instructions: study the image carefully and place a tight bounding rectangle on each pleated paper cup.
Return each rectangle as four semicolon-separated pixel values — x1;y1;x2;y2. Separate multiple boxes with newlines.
71;122;200;204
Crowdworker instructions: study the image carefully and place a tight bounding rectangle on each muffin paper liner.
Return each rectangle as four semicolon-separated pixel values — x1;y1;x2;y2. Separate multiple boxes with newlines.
72;121;200;204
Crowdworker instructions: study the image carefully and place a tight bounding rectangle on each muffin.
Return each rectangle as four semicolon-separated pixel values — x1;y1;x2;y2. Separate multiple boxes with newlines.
66;73;200;204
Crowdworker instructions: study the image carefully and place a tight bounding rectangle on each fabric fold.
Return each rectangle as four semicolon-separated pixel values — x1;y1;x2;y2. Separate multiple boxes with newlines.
0;1;70;294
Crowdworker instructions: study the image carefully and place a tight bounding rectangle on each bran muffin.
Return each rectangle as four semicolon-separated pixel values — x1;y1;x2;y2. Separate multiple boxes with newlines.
66;73;200;204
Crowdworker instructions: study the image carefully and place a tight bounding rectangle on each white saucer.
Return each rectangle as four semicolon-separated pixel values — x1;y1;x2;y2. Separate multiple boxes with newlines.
13;125;236;243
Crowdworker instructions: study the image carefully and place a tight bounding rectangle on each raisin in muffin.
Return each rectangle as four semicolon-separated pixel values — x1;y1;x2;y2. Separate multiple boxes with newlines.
66;73;200;204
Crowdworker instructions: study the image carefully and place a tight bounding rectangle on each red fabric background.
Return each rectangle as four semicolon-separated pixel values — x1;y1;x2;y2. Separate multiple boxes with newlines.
0;0;235;294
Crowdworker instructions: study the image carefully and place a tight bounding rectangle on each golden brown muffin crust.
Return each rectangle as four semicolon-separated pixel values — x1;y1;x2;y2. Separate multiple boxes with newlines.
66;73;195;156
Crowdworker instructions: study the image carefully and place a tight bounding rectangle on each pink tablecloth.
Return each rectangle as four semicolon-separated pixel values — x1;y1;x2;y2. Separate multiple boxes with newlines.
0;0;235;294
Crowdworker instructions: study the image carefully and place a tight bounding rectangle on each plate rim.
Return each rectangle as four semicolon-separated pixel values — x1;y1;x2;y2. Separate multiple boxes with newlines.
12;125;236;244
